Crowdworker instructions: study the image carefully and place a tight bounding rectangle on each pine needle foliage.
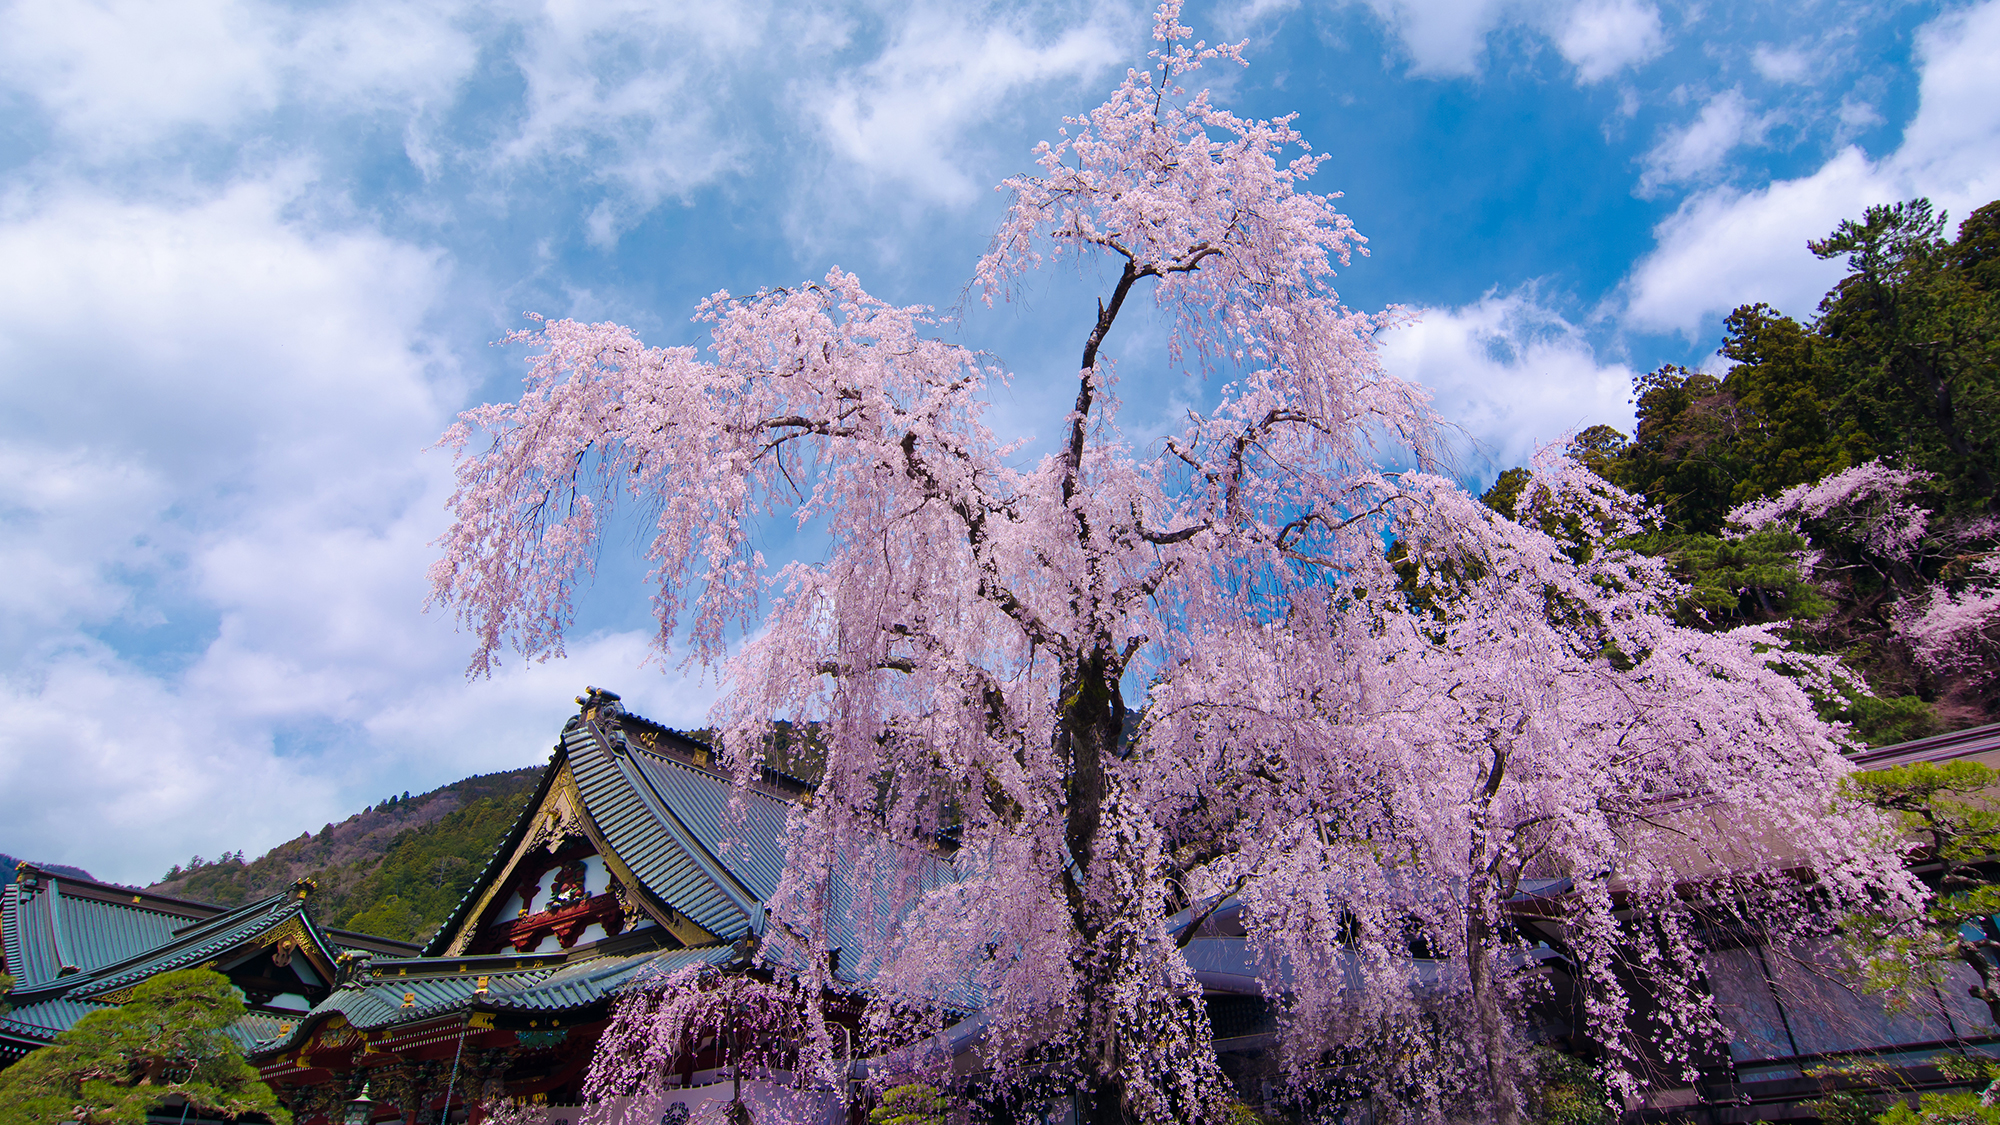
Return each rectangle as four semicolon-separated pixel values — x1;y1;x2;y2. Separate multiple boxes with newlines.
1844;761;2000;1031
0;968;289;1125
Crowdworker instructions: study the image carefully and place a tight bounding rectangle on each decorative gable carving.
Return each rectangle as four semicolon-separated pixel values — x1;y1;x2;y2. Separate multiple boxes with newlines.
525;787;587;855
465;840;642;956
440;761;716;956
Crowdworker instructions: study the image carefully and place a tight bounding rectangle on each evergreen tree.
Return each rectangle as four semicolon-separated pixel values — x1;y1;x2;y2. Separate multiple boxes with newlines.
1715;301;1866;501
0;968;289;1125
1813;199;1999;517
1610;364;1738;534
867;1085;948;1125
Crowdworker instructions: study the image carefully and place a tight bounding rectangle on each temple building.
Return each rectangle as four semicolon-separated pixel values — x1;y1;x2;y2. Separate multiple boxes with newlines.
5;691;2000;1123
242;688;832;1124
0;870;417;1064
1;687;802;1122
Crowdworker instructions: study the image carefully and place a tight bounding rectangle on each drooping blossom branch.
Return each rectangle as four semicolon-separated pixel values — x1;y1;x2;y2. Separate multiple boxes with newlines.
583;966;823;1125
1729;459;1933;563
1901;553;2000;675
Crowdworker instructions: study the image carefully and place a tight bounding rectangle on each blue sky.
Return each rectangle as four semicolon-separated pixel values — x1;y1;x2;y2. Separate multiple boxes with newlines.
2;0;1996;885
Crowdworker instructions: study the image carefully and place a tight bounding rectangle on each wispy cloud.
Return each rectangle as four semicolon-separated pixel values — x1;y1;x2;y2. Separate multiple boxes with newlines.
1554;0;1665;83
1638;89;1771;193
491;1;775;245
0;0;474;155
1751;43;1813;84
807;11;1125;204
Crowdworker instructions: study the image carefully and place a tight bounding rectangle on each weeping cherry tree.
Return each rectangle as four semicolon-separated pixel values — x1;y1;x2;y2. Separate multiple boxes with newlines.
430;8;1922;1122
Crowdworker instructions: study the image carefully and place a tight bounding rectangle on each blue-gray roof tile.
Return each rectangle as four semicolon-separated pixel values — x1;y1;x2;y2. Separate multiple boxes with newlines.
0;997;107;1039
248;944;737;1053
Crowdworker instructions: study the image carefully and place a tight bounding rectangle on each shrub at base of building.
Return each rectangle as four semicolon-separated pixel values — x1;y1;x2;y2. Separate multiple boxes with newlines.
866;1085;948;1125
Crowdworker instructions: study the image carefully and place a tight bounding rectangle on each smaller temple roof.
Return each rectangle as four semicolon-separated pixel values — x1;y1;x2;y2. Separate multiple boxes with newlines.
0;997;107;1042
247;942;738;1056
2;872;362;1059
61;890;323;1003
1;870;218;988
224;1011;297;1053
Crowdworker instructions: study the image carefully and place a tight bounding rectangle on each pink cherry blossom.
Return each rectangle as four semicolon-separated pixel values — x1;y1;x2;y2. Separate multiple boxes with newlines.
1728;459;1932;562
1901;553;2000;675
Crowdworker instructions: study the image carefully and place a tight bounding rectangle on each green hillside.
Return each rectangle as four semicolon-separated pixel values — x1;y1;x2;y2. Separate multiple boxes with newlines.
147;768;543;945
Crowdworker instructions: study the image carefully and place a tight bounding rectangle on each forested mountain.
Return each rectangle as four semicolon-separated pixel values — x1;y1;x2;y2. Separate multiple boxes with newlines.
1490;197;2000;744
0;855;95;886
144;767;543;944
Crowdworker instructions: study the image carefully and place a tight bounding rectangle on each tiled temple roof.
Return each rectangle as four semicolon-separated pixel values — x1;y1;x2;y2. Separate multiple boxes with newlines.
1;874;215;989
225;1011;298;1052
0;875;345;1057
562;717;768;941
247;943;740;1055
422;699;790;957
0;996;108;1043
64;893;322;1003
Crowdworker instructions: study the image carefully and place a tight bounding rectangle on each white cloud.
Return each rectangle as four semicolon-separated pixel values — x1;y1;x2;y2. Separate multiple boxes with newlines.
1837;96;1885;133
494;1;770;238
0;0;474;154
0;175;450;493
1340;0;1660;81
1375;291;1636;475
0;176;438;876
1638;89;1767;192
1896;0;2000;202
1623;0;2000;338
1554;0;1664;83
1624;147;1877;336
0;447;169;649
0;0;282;148
809;13;1124;203
1218;0;1305;34
1355;0;1516;77
0;171;745;883
1752;44;1812;84
490;1;1125;243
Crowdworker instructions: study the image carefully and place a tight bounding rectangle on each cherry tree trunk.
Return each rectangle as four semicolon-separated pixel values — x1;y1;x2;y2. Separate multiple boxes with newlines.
1466;907;1523;1125
1062;651;1133;1124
